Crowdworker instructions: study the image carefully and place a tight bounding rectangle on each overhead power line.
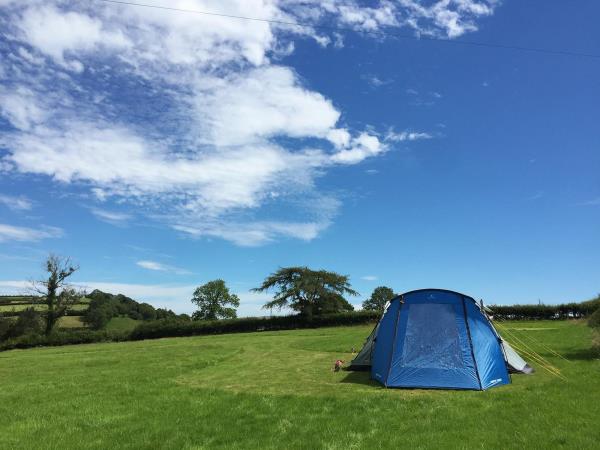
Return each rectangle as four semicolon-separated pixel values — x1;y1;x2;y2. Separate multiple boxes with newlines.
96;0;600;60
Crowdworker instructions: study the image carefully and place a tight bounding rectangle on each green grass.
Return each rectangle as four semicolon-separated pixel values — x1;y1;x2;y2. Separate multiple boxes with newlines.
0;303;88;312
0;321;598;449
105;316;139;332
57;316;86;328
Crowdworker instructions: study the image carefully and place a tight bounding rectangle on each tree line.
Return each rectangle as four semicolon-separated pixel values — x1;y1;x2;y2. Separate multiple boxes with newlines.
192;267;395;320
1;254;598;352
0;256;394;345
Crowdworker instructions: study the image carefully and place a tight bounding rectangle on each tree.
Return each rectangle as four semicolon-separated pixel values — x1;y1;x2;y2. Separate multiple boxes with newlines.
253;267;358;318
32;254;83;335
84;304;113;330
362;286;395;312
589;307;600;328
314;293;354;315
191;280;240;320
9;307;44;338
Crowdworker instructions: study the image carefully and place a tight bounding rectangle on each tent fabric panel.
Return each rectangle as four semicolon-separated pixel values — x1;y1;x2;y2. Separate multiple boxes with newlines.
348;323;378;369
385;292;480;390
370;300;400;385
501;339;534;374
465;301;511;389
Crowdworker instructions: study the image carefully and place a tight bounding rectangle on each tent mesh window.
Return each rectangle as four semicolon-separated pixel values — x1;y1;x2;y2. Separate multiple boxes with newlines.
401;303;464;369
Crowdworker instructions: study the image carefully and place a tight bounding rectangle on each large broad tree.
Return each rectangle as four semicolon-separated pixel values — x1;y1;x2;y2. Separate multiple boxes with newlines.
191;280;240;320
253;267;358;318
32;255;82;335
362;286;395;312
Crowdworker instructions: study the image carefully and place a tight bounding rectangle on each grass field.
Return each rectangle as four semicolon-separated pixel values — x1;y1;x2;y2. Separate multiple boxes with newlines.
0;321;598;449
105;316;139;332
0;303;88;312
56;316;86;328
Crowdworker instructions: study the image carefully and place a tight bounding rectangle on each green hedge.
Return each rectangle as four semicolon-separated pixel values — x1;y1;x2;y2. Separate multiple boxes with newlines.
0;311;380;351
0;296;40;304
130;311;380;341
0;329;131;351
488;298;600;320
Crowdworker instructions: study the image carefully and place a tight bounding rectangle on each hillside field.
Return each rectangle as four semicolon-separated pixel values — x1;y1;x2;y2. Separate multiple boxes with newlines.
0;321;598;449
0;295;141;331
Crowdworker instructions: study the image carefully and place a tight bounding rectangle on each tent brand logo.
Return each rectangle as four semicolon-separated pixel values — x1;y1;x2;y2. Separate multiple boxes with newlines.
375;373;382;379
489;378;502;386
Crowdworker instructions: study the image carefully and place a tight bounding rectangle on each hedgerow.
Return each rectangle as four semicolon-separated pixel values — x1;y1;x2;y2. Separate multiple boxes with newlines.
0;311;379;351
488;298;599;320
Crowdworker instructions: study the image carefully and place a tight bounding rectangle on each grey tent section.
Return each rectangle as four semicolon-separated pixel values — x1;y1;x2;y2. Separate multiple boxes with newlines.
348;323;378;370
501;339;534;374
348;301;390;370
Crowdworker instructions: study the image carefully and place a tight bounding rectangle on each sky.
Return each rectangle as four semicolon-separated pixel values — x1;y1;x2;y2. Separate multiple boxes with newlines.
0;0;599;316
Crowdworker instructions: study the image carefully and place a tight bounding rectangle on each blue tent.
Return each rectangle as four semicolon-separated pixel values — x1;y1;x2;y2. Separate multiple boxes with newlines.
369;289;510;390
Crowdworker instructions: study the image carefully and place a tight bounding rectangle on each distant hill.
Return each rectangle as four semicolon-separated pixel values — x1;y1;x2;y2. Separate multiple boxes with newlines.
83;290;185;330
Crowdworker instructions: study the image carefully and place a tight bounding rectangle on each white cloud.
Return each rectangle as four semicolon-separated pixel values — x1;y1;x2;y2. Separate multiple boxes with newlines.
385;130;433;142
136;260;191;275
327;128;351;148
364;74;393;88
173;219;328;247
331;132;386;164
0;280;31;293
0;0;498;245
0;223;63;242
398;0;497;38
91;208;132;225
17;5;130;70
0;86;48;130
361;275;378;281
195;66;341;146
0;194;33;211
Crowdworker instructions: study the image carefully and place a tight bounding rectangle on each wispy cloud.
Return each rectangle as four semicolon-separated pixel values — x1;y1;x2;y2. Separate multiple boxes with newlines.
361;275;378;281
385;130;433;142
91;208;132;225
0;223;63;242
527;191;544;201
363;74;393;88
0;194;32;211
405;89;444;107
0;0;498;246
136;260;191;275
578;197;600;206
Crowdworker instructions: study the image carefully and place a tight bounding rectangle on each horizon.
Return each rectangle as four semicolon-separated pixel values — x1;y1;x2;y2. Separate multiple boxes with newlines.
1;1;599;316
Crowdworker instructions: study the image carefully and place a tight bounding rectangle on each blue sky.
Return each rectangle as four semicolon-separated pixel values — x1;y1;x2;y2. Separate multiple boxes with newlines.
0;1;599;315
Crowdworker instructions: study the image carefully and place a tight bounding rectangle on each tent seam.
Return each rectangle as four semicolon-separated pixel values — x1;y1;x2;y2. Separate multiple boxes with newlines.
384;296;403;387
462;296;483;390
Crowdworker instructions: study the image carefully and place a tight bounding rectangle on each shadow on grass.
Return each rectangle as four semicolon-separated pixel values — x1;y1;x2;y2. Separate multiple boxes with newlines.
562;348;600;361
339;370;380;387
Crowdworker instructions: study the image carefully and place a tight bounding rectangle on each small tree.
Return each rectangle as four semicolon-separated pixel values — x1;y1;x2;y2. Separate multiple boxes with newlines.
32;254;83;335
191;280;240;320
362;286;395;312
253;267;358;318
7;307;44;339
